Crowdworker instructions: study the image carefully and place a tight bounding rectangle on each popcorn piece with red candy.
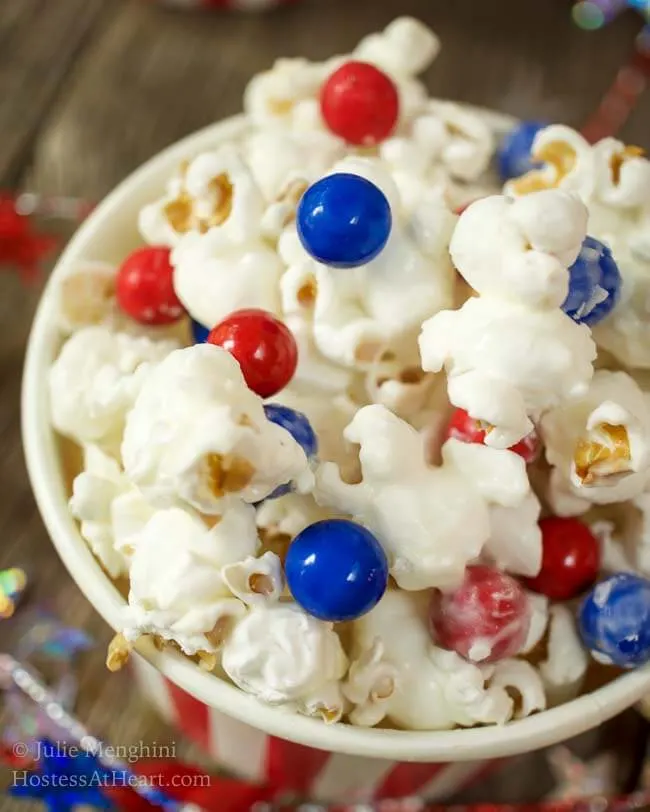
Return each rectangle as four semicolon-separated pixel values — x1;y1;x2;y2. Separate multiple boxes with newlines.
121;344;314;515
315;404;533;591
541;370;650;516
282;156;456;371
343;590;545;730
420;190;595;448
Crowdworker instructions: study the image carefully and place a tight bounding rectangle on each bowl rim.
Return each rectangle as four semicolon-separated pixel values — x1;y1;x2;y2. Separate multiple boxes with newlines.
22;109;650;762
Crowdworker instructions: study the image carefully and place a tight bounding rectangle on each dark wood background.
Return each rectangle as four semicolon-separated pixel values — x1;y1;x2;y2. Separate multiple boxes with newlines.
1;0;649;807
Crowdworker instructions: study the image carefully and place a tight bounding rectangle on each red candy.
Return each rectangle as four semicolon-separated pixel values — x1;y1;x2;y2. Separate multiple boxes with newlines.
429;565;531;663
445;408;540;464
207;308;298;398
116;246;185;325
320;61;399;146
524;517;600;601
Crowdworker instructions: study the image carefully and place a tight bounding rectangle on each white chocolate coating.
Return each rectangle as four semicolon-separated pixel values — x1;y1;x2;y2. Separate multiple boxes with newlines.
542;370;650;514
538;605;588;706
121;344;314;514
49;326;179;455
139;146;265;249
507;124;650;369
221;602;348;721
122;504;260;654
69;444;154;578
315;405;531;590
420;191;595;447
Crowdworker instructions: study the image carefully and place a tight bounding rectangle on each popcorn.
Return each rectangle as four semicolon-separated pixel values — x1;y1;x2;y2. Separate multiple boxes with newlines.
541;370;650;515
243;58;330;131
283;157;455;370
484;491;543;578
121;503;262;655
54;261;117;334
255;492;333;544
413;102;494;183
315;405;531;590
139;146;265;249
244;130;344;202
420;191;595;447
221;551;284;607
353;17;440;79
221;602;348;721
538;605;588;707
506;124;650;369
343;590;543;730
69;444;154;578
172;239;283;330
49;326;178;454
121;344;314;514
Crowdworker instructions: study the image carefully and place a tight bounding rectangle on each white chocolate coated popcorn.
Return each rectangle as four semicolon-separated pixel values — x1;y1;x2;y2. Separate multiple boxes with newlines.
420;191;595;447
221;602;348;722
343;590;541;730
244;129;344;202
50;326;179;454
542;370;650;515
538;605;588;706
173;238;283;330
484;491;542;578
255;493;333;542
411;102;494;183
353;17;440;79
54;261;118;334
139;146;265;249
315;405;531;590
69;444;154;578
122;503;261;654
122;345;314;514
506;125;650;369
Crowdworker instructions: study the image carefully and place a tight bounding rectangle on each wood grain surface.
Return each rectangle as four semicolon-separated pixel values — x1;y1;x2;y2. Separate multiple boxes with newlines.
1;0;649;808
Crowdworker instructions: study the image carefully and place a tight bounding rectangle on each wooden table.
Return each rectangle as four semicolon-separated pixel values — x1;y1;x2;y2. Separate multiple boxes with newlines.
1;0;649;808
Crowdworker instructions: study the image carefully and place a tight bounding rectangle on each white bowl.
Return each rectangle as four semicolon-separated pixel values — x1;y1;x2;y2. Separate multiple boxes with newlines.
22;112;650;763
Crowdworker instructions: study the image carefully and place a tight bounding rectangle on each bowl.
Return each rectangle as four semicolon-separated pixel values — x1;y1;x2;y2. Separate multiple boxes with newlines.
22;111;650;762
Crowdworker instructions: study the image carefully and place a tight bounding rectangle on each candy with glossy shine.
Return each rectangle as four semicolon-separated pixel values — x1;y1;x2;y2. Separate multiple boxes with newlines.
116;246;185;325
578;572;650;668
497;120;546;181
562;236;622;326
286;519;389;622
320;61;399;146
207;308;298;398
191;319;210;344
429;565;531;663
524;517;600;601
297;173;392;268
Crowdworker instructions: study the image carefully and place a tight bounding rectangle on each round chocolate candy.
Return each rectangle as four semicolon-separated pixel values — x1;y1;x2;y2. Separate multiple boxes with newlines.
286;519;389;622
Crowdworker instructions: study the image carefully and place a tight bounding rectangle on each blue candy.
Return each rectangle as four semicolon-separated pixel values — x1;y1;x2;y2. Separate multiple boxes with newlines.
285;519;389;622
191;318;210;344
578;572;650;668
562;236;622;326
497;120;547;181
297;173;392;269
262;404;318;500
